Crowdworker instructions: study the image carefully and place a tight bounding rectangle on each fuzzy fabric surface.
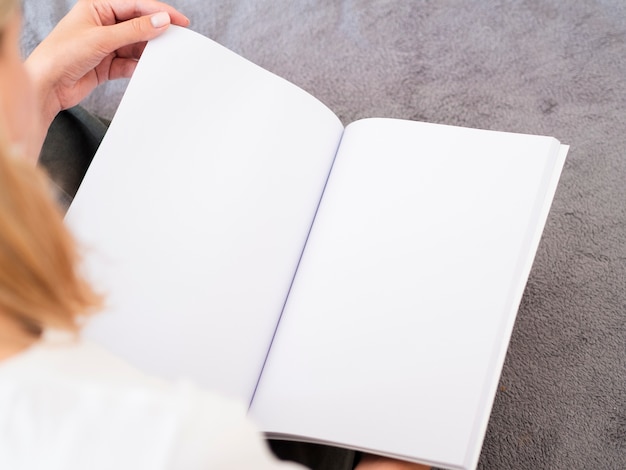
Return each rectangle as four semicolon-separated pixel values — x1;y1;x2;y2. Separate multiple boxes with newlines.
22;1;626;469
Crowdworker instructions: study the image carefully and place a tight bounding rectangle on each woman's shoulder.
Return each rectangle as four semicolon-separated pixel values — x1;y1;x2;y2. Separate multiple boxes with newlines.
1;330;181;391
0;332;297;469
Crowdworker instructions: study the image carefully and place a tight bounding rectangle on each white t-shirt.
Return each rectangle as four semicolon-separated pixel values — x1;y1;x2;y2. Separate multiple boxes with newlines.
0;331;304;470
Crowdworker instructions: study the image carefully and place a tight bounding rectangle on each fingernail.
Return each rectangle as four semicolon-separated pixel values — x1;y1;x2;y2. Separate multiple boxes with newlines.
151;12;171;28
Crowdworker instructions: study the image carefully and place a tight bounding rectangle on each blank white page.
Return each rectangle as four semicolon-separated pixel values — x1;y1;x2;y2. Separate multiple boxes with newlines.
66;27;344;404
250;118;566;469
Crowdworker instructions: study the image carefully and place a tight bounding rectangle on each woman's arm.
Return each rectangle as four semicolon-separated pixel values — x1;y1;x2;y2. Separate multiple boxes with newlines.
355;454;431;470
24;0;189;161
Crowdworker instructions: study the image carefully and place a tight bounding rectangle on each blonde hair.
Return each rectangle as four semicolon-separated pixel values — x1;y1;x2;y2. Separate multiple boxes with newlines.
0;139;102;336
0;0;18;41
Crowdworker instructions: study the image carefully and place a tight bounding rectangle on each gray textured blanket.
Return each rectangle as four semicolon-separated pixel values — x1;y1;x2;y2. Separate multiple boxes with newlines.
22;1;626;469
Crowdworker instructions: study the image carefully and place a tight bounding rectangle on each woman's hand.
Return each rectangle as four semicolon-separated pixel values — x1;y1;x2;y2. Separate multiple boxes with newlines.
25;0;189;148
355;454;431;470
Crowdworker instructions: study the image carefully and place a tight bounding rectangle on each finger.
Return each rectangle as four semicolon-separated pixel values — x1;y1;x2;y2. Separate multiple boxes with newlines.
102;0;190;26
115;42;147;60
100;11;172;54
108;57;139;80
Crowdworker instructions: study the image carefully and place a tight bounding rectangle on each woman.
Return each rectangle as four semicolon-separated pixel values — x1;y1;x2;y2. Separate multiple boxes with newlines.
0;1;429;468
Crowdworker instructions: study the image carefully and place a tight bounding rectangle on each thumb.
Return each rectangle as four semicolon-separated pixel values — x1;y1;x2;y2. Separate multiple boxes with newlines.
104;11;171;51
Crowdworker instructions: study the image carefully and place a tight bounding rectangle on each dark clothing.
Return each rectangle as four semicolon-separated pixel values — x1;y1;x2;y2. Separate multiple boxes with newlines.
38;106;108;212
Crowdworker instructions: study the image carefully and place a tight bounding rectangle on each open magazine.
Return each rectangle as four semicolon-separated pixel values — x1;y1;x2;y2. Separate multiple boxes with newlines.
65;26;568;470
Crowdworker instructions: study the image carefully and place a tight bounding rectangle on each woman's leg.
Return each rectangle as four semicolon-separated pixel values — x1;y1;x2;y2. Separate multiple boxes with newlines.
38;106;108;212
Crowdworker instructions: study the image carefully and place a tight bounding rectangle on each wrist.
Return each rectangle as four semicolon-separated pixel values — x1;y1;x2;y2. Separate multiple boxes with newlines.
25;50;62;127
24;50;62;160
